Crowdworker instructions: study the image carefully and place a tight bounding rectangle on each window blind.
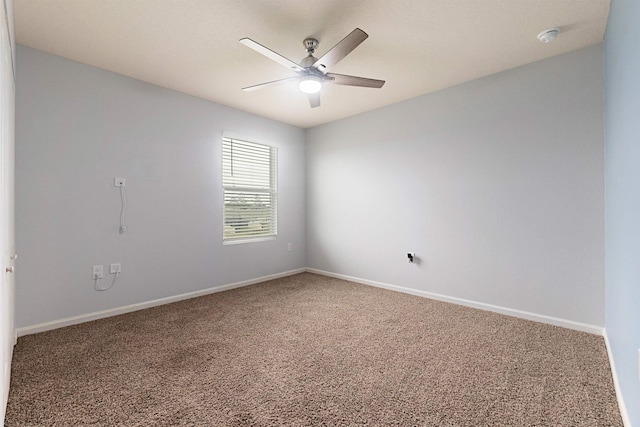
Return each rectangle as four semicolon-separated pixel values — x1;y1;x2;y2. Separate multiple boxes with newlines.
222;137;277;242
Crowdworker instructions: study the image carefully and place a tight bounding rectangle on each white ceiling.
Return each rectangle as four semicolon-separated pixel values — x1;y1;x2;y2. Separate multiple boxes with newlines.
14;0;610;129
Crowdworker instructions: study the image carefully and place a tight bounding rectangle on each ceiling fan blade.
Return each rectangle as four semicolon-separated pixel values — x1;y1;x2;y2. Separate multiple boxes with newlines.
240;38;305;73
242;76;300;92
326;73;385;88
312;28;368;72
308;92;320;108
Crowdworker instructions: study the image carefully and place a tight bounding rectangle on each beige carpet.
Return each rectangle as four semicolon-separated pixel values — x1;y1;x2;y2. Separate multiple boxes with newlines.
5;273;622;426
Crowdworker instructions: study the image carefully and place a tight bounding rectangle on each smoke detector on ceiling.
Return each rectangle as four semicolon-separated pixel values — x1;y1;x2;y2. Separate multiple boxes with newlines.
537;28;561;43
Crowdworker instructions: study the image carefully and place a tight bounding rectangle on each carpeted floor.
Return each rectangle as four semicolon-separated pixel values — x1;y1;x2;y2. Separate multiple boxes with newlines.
5;273;622;426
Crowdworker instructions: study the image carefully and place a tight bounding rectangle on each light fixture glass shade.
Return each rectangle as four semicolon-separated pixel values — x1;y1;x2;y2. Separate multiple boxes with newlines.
299;77;322;94
537;28;560;43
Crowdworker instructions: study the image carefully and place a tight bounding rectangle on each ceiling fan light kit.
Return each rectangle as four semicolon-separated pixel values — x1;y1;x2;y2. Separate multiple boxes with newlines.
299;76;322;94
240;28;385;108
537;27;560;43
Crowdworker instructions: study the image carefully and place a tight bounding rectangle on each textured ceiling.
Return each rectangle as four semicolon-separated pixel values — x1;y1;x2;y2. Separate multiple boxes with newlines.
14;0;610;129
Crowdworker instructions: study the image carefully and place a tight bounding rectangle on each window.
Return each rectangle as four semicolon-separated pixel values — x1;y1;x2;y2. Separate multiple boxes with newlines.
222;136;277;243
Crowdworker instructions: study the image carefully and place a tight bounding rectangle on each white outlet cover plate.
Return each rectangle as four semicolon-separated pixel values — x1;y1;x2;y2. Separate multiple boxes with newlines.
92;265;104;279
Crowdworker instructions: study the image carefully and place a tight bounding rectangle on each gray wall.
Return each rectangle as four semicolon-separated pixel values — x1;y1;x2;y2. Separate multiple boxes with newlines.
16;46;306;329
16;43;607;333
307;44;605;328
604;0;640;423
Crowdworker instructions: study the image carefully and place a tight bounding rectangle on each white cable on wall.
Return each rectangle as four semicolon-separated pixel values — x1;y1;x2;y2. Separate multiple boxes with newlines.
94;271;119;292
119;183;127;234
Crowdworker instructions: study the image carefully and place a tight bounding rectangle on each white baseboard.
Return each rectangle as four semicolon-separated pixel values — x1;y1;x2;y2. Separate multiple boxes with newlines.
16;268;306;337
16;266;604;337
306;268;604;336
603;330;632;427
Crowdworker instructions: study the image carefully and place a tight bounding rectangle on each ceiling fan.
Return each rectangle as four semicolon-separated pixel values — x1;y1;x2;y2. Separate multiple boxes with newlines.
239;28;385;108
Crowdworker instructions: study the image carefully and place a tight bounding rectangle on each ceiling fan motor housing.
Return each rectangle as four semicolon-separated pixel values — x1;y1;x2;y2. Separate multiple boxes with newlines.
301;55;320;68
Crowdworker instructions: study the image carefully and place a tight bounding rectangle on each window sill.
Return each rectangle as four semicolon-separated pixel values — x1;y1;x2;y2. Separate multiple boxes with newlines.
223;235;276;245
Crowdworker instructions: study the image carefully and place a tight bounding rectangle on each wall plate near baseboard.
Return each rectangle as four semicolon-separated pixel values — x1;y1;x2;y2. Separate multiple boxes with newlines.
16;268;307;337
305;268;604;336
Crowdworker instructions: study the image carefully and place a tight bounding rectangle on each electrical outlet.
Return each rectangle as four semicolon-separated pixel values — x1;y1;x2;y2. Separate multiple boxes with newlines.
287;243;292;252
114;177;126;187
110;263;121;274
92;265;104;279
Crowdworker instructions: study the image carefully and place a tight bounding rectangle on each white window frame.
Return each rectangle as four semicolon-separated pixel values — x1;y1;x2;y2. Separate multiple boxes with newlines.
222;136;277;244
